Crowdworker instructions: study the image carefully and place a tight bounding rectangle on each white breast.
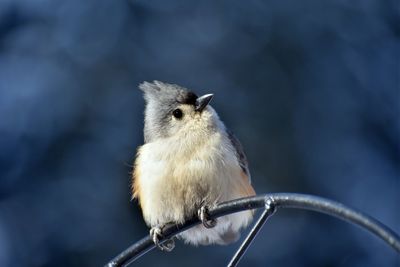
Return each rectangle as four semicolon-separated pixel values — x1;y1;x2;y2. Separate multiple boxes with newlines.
135;123;254;245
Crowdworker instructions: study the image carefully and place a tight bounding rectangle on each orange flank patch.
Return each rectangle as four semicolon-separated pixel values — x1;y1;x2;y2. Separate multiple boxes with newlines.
132;148;142;202
132;164;140;199
239;171;256;197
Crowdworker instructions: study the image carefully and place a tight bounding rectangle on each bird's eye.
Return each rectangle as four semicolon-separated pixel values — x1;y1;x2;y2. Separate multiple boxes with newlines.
172;108;183;119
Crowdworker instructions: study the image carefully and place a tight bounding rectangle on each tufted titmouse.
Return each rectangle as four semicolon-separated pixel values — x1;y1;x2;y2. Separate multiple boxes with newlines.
132;81;255;251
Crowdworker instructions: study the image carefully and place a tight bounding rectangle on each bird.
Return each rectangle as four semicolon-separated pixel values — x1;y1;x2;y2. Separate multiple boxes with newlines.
132;81;256;251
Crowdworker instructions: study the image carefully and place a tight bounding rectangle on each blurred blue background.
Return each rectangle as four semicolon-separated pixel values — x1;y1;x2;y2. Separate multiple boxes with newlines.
0;0;399;266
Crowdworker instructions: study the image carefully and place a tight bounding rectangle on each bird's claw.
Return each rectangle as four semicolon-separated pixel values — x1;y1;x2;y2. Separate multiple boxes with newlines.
149;226;175;252
197;205;217;228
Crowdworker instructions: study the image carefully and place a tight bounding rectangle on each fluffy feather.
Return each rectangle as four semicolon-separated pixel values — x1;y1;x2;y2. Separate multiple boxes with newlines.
133;81;255;245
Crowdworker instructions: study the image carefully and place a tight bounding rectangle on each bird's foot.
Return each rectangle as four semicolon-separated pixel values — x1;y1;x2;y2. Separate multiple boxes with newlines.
149;226;175;252
197;205;217;229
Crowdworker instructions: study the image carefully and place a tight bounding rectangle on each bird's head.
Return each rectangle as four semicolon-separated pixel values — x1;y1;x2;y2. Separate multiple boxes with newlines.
139;81;215;142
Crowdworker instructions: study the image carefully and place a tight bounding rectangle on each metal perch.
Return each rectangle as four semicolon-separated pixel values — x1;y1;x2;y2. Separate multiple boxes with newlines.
106;193;400;267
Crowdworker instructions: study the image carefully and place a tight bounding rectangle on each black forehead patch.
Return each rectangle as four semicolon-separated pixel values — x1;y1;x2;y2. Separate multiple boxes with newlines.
140;81;200;108
177;91;198;105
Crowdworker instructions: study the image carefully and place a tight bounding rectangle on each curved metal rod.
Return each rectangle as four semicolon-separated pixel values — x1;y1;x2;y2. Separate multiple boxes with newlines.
106;193;400;267
227;197;276;267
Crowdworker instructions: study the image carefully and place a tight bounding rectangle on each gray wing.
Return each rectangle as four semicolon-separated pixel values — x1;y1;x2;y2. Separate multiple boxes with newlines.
226;128;251;183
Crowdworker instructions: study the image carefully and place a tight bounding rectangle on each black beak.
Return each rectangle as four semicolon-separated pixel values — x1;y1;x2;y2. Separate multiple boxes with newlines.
195;94;214;112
